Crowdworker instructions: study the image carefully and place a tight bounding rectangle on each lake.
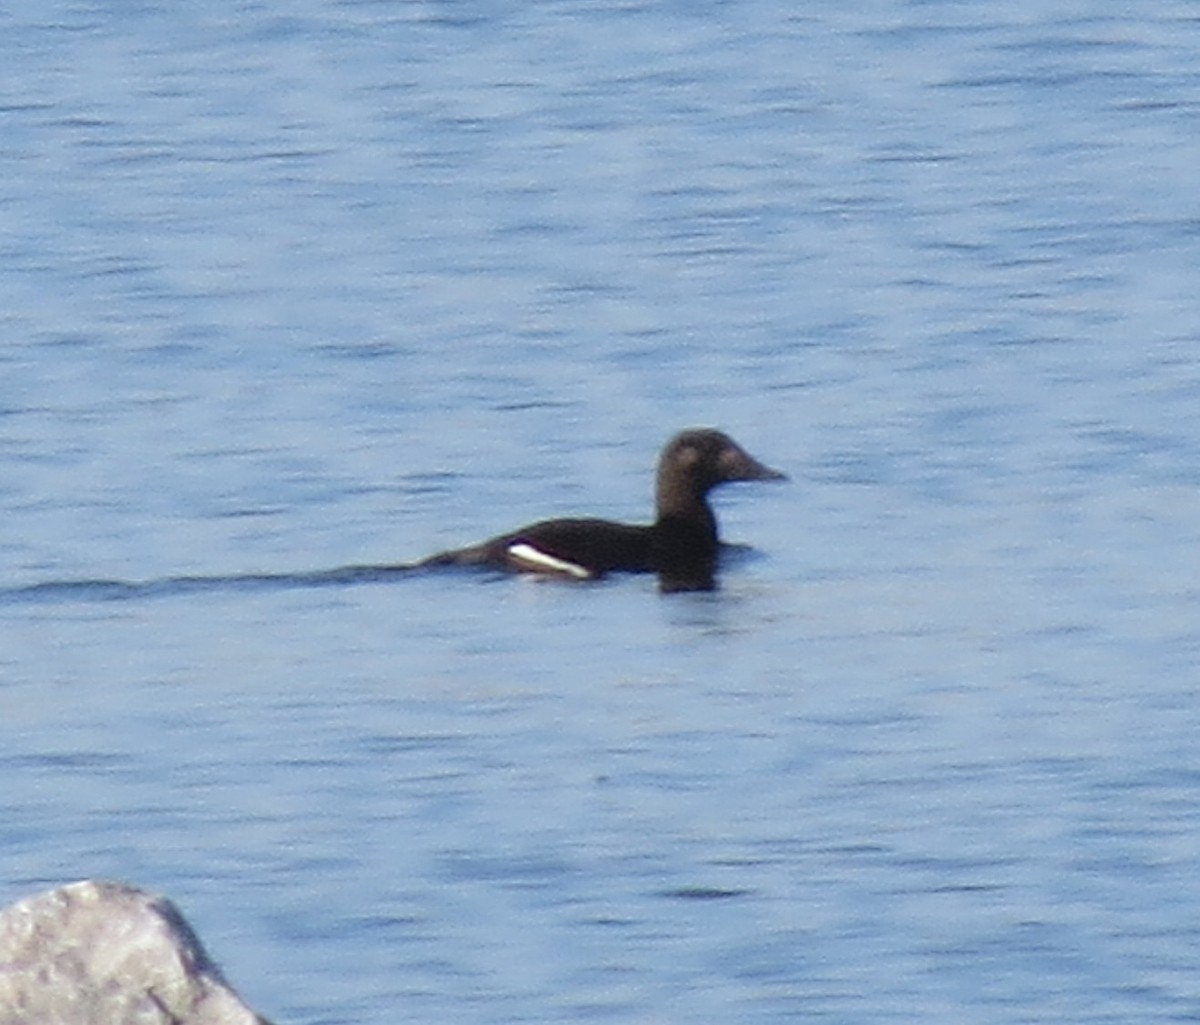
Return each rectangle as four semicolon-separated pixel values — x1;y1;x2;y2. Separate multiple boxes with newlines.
3;2;1200;1022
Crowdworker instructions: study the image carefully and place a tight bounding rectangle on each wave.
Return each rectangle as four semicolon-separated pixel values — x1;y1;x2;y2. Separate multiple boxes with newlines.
0;563;430;606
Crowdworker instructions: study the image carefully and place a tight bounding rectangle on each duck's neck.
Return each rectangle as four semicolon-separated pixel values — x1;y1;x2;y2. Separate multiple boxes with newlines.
654;482;717;540
653;486;719;592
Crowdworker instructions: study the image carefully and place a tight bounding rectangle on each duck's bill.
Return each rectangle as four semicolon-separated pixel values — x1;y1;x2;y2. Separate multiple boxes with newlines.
731;451;788;482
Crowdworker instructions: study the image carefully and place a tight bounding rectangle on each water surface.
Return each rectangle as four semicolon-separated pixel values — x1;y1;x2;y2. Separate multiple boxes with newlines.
4;2;1200;1023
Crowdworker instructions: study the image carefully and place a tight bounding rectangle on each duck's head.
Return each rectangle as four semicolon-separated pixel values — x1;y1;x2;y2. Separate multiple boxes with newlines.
657;428;786;506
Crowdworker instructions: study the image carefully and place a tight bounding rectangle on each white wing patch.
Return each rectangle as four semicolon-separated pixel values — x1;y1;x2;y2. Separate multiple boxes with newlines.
506;543;592;580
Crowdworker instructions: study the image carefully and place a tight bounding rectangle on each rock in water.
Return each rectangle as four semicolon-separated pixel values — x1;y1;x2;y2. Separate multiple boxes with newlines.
0;880;273;1025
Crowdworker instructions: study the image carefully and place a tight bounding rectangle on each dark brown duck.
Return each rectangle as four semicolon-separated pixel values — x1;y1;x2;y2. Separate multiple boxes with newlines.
422;428;785;592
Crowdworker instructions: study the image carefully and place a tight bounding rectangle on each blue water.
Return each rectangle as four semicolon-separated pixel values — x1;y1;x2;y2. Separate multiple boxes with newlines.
4;2;1200;1022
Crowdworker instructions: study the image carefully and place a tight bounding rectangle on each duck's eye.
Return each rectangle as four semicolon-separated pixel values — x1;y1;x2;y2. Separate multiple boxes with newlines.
717;447;742;472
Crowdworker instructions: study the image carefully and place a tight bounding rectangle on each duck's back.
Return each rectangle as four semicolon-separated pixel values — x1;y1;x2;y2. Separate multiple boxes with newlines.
425;517;656;579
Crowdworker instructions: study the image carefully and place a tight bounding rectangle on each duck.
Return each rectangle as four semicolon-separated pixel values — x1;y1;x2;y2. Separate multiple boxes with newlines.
421;428;785;592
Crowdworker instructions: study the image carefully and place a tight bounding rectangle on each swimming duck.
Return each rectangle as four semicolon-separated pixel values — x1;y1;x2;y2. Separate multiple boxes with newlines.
423;428;785;592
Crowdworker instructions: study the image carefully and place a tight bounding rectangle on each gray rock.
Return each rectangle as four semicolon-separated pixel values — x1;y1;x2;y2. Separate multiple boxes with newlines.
0;880;273;1025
